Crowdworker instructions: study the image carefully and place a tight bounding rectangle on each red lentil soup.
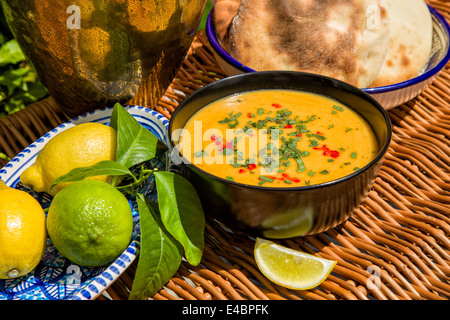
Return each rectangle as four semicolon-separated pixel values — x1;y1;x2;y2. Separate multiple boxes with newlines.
177;89;378;187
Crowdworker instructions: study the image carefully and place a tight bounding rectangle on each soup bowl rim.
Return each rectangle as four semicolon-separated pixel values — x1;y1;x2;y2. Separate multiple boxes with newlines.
168;71;392;192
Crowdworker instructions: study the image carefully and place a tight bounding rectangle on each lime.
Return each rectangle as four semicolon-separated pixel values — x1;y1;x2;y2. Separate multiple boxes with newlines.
0;181;47;279
254;238;336;290
46;180;133;267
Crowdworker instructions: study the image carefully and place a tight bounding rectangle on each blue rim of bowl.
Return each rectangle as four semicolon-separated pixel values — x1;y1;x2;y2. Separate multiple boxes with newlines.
205;4;450;94
205;9;254;73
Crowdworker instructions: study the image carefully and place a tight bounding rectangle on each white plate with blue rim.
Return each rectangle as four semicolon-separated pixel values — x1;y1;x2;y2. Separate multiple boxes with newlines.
0;105;169;300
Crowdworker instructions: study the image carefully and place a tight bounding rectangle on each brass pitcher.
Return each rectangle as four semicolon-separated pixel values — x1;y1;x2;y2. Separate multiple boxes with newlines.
0;0;207;117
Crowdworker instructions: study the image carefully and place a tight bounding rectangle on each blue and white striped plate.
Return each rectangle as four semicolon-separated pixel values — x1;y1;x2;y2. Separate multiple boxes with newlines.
0;105;169;300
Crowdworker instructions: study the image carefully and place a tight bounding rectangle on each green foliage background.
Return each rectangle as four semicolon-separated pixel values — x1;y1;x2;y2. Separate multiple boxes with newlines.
0;7;48;117
199;0;213;31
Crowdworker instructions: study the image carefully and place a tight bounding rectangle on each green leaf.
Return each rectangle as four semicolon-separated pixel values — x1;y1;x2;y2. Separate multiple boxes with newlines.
0;67;30;95
154;171;205;266
0;39;25;67
129;194;183;300
0;42;48;115
50;160;132;190
0;152;10;161
198;0;213;31
110;103;167;169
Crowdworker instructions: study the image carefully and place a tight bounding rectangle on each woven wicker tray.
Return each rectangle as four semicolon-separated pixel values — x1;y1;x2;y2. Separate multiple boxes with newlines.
1;1;449;300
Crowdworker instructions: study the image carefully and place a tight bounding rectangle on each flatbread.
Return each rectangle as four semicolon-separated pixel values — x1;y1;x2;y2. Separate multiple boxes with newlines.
212;0;241;51
370;0;433;87
228;0;391;88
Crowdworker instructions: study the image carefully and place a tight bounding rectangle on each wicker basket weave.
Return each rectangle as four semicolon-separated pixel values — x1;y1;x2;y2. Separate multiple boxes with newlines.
1;1;449;300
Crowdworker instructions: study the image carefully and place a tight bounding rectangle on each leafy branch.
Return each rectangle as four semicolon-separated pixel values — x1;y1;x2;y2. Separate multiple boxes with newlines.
51;103;205;300
0;33;48;116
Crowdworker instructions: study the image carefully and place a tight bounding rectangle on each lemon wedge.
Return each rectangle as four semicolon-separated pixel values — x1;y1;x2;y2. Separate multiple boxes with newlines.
254;238;337;290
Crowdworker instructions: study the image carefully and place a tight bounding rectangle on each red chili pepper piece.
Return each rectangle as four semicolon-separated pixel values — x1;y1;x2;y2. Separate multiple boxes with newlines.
211;134;222;146
296;133;302;137
222;141;234;149
329;150;340;159
313;145;340;158
284;124;292;129
313;145;328;151
282;173;300;183
247;163;257;171
271;103;282;108
247;113;253;118
239;169;246;174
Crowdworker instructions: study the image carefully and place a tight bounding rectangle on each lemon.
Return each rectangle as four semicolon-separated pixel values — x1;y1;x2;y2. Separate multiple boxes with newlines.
20;122;117;196
254;238;336;290
0;181;47;279
261;208;313;239
46;180;133;267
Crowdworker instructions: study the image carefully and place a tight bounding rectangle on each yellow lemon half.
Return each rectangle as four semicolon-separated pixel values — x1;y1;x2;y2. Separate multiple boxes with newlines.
20;122;117;196
0;181;47;279
254;238;336;290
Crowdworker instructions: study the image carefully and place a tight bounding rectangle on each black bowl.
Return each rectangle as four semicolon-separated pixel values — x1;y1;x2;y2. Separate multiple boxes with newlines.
169;71;392;238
